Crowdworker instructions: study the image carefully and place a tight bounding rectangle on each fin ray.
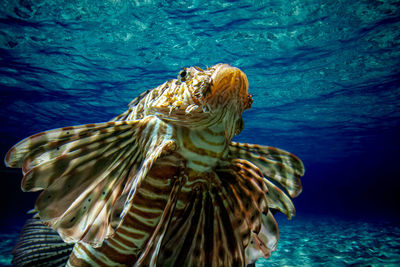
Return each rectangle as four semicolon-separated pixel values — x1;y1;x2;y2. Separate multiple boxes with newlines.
232;158;296;219
6;116;174;247
229;141;304;198
5;121;134;170
139;165;275;266
22;128;138;192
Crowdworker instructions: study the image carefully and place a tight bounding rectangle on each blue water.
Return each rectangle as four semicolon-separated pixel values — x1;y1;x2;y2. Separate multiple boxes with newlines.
1;0;399;266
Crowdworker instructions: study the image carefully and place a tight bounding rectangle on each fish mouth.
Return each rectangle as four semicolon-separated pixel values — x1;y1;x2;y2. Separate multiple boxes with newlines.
208;64;253;111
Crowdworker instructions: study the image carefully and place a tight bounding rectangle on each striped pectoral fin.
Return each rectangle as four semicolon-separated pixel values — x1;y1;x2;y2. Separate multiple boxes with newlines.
5;121;137;173
6;116;174;247
229;141;305;198
245;211;279;265
137;165;275;266
138;179;249;267
223;160;280;263
15;120;143;247
232;158;296;219
150;166;272;266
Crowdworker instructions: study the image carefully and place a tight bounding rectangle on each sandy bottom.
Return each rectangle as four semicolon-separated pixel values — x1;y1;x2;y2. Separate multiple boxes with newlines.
1;215;399;266
258;214;400;266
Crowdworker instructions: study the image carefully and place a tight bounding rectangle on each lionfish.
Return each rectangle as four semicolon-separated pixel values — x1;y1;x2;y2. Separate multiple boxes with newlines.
5;64;304;266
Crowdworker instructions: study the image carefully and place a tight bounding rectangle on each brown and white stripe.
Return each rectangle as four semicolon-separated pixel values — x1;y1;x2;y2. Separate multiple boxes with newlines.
6;64;304;266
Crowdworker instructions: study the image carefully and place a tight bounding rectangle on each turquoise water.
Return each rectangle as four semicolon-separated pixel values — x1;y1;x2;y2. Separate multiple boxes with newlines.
0;227;19;266
1;215;400;266
1;0;399;266
262;215;400;266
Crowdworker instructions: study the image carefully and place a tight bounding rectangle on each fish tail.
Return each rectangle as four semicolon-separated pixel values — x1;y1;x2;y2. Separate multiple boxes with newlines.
12;217;73;267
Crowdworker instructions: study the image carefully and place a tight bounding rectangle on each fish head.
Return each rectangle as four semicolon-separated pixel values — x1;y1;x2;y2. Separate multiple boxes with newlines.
200;63;253;113
177;63;252;114
147;63;252;137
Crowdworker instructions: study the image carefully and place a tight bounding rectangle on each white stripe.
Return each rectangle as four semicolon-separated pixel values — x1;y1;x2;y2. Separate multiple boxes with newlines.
189;130;226;153
119;224;150;236
128;209;159;226
116;230;146;245
106;235;133;252
72;243;119;266
106;238;131;254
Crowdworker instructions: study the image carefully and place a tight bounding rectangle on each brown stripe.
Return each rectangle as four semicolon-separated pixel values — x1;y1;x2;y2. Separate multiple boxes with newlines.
191;159;210;167
138;181;172;200
214;189;241;257
181;128;221;158
68;251;91;267
203;127;225;136
129;204;162;220
96;240;137;264
28;132;48;148
61;126;75;131
5;147;15;165
133;189;168;210
195;131;225;146
117;226;146;240
123;209;158;234
78;244;107;266
113;232;138;248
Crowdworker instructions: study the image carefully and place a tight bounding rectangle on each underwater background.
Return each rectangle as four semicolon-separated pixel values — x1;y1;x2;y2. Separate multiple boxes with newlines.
0;0;399;266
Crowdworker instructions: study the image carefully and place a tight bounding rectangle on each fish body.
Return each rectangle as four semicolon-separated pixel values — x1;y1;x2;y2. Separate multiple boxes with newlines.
6;64;304;266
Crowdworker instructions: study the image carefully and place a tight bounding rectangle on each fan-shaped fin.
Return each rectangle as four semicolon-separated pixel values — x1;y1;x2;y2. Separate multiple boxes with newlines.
21;124;137;192
232;158;296;219
245;211;279;265
5;122;131;170
5;116;175;247
229;141;304;198
138;164;274;266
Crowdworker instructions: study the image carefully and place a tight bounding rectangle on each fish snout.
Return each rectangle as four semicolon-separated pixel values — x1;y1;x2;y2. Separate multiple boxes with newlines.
209;64;252;111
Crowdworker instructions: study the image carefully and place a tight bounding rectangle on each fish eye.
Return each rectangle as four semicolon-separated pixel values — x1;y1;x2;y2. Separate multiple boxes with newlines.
178;69;189;82
179;70;187;78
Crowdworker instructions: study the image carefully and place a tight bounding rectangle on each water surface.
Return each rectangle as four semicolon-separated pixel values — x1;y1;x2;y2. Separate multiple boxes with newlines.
1;0;399;266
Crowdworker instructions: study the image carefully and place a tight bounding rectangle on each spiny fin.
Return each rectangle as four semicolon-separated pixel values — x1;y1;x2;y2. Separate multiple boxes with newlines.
111;88;153;121
5;121;135;171
12;217;73;267
232;158;296;219
227;160;279;263
245;211;279;264
151;106;212;128
5;116;174;247
229;141;304;198
138;165;274;266
110;81;212;128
